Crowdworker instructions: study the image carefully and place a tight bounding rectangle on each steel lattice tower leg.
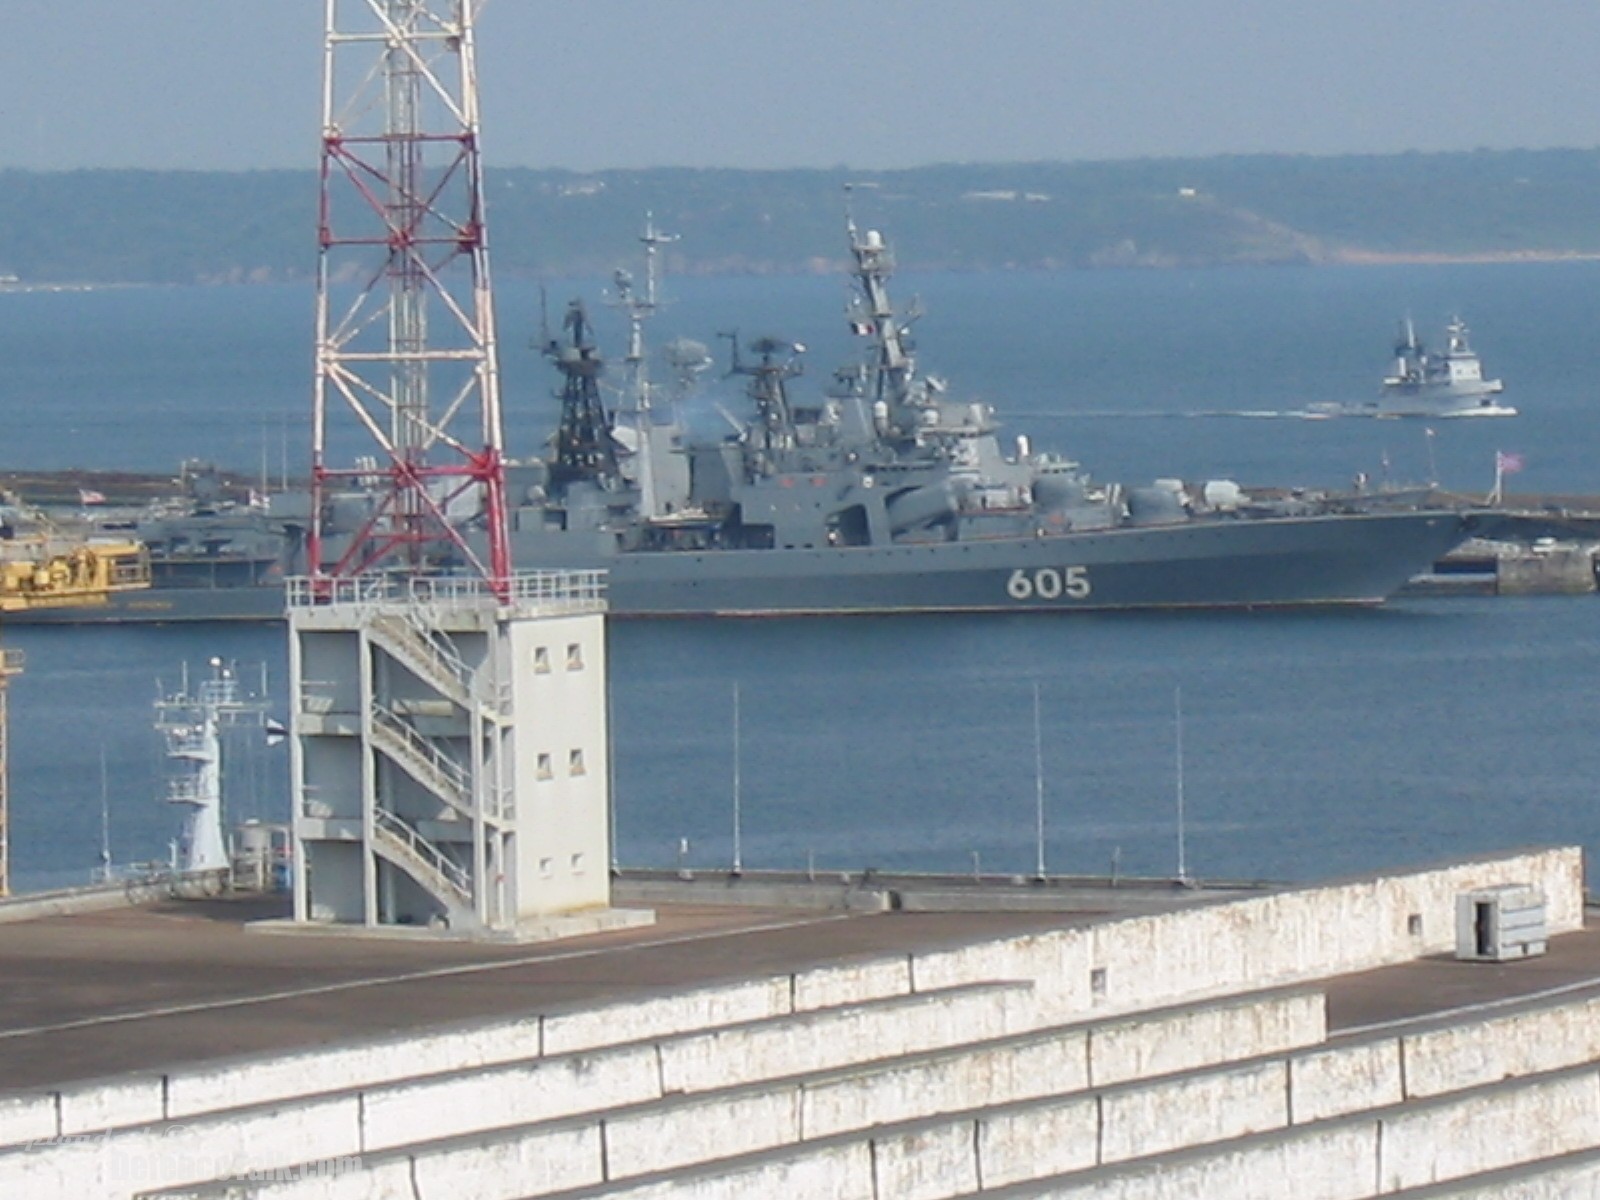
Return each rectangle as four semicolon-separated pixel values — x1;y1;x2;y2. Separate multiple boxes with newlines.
311;0;509;592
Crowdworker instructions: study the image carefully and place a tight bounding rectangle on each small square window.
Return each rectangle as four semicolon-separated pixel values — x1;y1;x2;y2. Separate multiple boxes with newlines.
539;857;554;877
568;748;586;776
566;643;584;670
536;752;553;781
532;646;551;674
570;852;586;874
1407;913;1424;938
1090;967;1108;998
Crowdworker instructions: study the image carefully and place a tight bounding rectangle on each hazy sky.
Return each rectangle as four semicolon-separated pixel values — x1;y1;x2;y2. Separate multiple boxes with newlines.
4;1;1599;172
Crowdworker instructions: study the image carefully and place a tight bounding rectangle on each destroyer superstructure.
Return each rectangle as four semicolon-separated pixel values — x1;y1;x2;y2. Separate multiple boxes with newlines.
500;218;1472;614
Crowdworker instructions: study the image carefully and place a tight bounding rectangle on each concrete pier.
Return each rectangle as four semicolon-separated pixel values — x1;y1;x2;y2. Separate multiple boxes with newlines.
0;846;1593;1198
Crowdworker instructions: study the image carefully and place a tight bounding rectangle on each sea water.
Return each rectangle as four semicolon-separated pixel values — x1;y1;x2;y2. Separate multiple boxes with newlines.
0;260;1597;893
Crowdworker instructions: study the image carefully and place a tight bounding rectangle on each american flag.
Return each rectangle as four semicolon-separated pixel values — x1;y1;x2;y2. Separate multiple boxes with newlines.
1495;451;1525;475
78;488;106;505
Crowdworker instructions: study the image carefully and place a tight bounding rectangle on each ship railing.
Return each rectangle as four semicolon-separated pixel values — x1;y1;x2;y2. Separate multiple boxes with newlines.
285;571;607;617
163;730;212;759
164;776;211;805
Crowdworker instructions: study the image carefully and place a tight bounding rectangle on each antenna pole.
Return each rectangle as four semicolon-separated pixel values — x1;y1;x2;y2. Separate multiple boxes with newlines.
1175;684;1189;885
731;681;743;875
99;746;111;880
1033;680;1046;880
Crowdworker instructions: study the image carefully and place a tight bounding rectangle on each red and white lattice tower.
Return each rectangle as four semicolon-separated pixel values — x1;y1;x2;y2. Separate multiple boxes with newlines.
311;0;509;591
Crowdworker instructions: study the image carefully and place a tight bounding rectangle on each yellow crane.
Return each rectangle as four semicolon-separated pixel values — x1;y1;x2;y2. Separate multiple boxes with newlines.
0;539;149;610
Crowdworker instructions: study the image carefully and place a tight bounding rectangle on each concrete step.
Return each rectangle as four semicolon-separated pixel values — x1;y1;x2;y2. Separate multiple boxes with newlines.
133;987;1325;1200
941;1060;1600;1199
0;952;926;1147
1384;1145;1600;1198
0;980;1033;1200
439;987;1600;1200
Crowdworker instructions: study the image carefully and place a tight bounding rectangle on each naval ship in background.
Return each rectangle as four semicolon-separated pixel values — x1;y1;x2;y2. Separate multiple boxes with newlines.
7;221;1473;623
1313;316;1513;420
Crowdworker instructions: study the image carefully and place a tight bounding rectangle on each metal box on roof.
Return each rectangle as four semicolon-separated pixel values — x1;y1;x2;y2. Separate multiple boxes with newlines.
1455;884;1547;962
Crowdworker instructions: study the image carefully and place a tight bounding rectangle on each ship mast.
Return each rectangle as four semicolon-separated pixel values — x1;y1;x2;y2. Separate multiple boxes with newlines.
155;659;270;876
611;215;678;516
544;300;618;489
725;334;805;457
845;206;919;422
311;0;509;592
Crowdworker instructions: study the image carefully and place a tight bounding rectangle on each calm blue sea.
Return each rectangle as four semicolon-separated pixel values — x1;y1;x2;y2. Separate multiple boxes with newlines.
0;260;1597;893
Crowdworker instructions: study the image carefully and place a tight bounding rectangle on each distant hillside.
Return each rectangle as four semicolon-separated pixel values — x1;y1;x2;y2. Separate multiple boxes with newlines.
4;149;1600;285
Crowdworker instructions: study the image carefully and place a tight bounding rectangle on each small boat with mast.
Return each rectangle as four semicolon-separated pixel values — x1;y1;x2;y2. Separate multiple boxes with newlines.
1372;316;1512;418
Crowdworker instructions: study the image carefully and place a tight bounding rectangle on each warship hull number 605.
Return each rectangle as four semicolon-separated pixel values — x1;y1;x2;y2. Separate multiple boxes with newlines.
10;217;1476;624
1007;567;1091;602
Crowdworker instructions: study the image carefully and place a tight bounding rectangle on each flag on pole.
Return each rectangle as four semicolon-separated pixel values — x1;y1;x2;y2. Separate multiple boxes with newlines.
1490;450;1524;505
78;488;106;505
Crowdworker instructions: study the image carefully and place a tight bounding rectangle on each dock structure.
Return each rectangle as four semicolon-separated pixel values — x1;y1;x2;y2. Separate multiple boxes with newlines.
0;847;1595;1196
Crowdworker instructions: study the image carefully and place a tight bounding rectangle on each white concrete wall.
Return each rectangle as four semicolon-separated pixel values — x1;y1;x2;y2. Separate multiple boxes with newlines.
799;1026;1088;1140
136;989;1319;1200
0;1094;362;1200
977;1095;1100;1189
360;1043;661;1152
1387;1149;1600;1198
1100;1059;1289;1164
1089;989;1324;1087
508;611;611;916
1401;993;1600;1098
1015;1125;1383;1200
165;1015;544;1119
871;1121;979;1200
791;955;913;1012
541;976;791;1056
566;1141;877;1200
14;847;1591;1200
0;1093;55;1148
1376;1068;1600;1191
655;983;1033;1094
960;1066;1600;1200
910;848;1582;1028
1290;1040;1405;1124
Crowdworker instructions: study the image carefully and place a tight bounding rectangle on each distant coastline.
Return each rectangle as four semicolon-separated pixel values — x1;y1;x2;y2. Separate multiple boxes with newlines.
5;149;1600;283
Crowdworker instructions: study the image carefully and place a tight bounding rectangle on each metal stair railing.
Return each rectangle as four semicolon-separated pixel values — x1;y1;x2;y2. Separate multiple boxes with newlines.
372;807;471;908
367;613;473;709
369;704;472;815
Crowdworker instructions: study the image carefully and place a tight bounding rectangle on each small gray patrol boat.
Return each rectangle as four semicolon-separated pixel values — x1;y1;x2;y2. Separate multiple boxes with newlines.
1373;316;1513;418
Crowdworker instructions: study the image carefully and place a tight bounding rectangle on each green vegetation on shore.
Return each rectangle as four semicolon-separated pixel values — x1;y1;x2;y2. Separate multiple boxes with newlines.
4;147;1600;285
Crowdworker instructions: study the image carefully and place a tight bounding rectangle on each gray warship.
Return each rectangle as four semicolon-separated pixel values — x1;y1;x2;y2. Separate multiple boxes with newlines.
12;221;1471;622
501;219;1471;615
1312;317;1513;420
